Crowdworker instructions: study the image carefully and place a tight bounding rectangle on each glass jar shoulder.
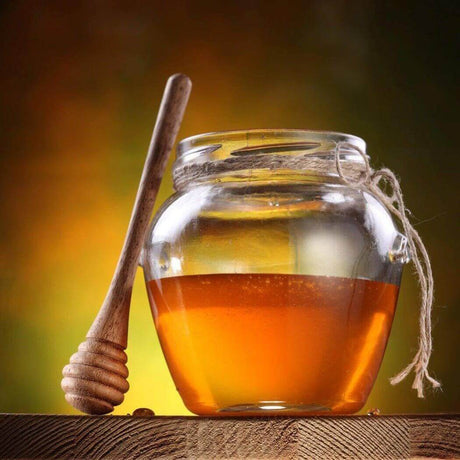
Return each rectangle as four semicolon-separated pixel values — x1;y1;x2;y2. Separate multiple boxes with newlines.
143;183;404;284
147;182;397;239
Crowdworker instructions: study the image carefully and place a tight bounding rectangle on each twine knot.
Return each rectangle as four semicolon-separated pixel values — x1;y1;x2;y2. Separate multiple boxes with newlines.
335;142;441;398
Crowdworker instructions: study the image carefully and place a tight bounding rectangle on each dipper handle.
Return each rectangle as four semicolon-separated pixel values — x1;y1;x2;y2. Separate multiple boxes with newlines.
61;74;192;414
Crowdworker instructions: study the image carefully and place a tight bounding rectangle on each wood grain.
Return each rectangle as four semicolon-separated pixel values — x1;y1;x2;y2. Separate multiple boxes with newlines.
0;414;457;459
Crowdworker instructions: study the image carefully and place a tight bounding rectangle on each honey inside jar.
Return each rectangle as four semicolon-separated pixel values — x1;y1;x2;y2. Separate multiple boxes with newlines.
147;273;399;415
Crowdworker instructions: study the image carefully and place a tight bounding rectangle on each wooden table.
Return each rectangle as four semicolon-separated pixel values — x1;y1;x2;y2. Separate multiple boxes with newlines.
0;414;458;459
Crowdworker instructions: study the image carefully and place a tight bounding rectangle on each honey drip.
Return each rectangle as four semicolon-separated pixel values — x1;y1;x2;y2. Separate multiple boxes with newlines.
147;273;399;415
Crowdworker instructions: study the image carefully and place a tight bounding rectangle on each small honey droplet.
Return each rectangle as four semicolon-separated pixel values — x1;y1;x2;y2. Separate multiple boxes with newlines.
132;408;155;417
367;408;381;416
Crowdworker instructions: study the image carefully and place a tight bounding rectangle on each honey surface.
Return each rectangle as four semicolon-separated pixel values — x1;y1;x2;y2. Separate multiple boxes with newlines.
147;273;398;415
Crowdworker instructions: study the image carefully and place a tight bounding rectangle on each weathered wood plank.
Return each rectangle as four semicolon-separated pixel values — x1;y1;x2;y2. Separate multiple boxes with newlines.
409;417;460;459
0;414;458;459
296;417;410;458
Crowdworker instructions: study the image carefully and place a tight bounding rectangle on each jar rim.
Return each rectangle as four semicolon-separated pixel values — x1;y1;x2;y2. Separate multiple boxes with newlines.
177;129;366;160
174;129;368;190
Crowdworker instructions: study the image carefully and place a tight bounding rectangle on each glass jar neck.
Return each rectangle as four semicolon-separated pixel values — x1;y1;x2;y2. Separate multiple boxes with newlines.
173;129;367;191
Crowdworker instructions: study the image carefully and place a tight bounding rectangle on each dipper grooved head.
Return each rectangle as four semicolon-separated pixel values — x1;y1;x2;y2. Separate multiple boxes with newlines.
61;338;129;414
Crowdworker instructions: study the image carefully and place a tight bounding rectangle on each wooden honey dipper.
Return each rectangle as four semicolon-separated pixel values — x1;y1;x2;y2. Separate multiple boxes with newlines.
61;74;192;414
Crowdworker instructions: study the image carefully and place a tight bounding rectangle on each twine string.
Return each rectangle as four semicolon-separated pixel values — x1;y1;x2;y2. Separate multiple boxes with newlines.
335;142;441;397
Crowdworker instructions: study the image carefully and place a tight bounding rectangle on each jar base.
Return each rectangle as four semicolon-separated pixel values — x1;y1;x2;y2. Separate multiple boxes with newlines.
184;399;366;416
218;402;331;415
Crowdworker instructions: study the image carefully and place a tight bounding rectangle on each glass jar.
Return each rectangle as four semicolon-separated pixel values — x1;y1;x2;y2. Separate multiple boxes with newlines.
142;130;408;416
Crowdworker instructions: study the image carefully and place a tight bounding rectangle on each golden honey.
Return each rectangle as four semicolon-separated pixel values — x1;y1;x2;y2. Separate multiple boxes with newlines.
147;273;399;415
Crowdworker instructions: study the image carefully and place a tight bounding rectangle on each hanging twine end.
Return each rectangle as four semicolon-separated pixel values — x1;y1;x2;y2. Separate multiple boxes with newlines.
389;365;441;398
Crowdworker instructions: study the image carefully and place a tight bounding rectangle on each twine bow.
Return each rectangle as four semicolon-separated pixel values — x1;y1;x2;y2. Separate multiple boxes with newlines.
335;142;441;397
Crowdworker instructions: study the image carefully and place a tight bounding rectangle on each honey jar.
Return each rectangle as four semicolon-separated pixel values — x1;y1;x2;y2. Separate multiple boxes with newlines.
142;130;409;415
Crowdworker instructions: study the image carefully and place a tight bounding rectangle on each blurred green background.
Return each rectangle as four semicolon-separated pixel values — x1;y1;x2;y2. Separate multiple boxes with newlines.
0;0;458;415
